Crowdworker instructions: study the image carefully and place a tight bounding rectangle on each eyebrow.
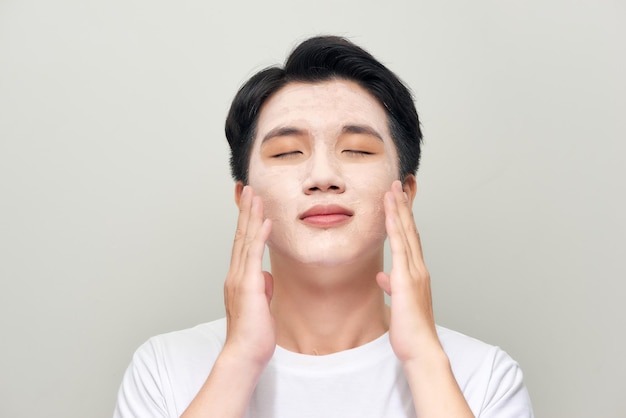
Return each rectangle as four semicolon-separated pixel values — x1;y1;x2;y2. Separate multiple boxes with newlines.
261;124;384;144
341;124;383;141
261;126;307;144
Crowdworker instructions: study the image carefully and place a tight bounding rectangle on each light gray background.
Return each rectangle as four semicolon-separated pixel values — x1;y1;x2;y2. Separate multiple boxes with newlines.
1;1;624;417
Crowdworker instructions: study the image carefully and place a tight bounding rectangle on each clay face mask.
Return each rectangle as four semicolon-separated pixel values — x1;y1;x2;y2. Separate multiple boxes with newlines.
248;79;399;267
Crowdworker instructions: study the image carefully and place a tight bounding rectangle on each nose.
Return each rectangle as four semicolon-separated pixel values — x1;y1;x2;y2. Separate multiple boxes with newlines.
303;150;346;195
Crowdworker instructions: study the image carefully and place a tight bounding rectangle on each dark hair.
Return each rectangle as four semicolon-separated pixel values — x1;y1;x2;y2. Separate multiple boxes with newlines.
225;35;422;184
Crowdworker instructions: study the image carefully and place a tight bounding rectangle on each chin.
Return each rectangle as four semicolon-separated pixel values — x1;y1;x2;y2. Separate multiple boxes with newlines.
269;237;385;268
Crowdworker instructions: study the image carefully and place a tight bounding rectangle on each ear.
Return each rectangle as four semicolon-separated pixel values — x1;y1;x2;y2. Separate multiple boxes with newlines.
234;181;244;208
402;174;417;204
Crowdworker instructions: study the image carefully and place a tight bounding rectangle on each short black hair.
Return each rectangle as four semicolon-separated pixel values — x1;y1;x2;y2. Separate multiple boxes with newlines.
225;35;422;184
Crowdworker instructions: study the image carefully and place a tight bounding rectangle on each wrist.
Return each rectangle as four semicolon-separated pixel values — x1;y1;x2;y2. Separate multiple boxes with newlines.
399;334;447;365
219;342;274;376
401;341;450;375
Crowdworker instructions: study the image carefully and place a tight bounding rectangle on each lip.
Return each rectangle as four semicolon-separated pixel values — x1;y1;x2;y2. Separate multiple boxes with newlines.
299;204;354;227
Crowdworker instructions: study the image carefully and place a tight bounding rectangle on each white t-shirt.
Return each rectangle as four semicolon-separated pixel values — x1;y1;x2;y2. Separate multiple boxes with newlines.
114;318;533;417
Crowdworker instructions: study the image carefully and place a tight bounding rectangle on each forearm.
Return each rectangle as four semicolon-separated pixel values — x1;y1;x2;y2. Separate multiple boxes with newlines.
403;341;474;418
181;348;266;418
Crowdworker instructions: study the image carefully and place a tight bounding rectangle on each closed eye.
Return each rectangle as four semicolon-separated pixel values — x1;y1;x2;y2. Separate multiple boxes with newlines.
273;151;303;159
343;150;373;156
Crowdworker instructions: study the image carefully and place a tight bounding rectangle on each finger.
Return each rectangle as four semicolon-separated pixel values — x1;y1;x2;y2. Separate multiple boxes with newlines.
391;180;426;269
244;195;264;244
244;217;272;283
385;190;411;272
230;185;253;270
240;195;266;261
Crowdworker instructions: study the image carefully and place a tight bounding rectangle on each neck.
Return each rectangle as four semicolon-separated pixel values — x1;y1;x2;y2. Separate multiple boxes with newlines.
269;250;390;355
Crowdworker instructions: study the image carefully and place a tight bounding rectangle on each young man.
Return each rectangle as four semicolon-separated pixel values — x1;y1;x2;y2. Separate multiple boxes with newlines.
114;36;533;418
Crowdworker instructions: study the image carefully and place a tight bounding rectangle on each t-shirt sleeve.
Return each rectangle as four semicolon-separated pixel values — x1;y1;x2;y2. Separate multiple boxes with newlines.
478;347;534;418
113;339;169;418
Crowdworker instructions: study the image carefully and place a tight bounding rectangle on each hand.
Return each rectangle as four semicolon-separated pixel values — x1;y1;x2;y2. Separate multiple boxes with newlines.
376;181;475;417
223;185;275;367
376;180;440;363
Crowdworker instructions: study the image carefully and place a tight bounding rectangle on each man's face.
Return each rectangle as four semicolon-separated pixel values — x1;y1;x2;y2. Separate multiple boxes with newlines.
246;79;399;266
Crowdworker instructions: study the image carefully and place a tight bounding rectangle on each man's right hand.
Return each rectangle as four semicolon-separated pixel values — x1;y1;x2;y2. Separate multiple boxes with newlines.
181;185;273;418
223;185;275;366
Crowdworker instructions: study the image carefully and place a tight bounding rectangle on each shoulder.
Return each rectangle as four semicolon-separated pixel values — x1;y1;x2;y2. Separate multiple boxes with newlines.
115;318;227;418
133;318;227;382
436;326;533;417
436;325;522;385
131;318;226;368
436;325;503;364
142;317;227;358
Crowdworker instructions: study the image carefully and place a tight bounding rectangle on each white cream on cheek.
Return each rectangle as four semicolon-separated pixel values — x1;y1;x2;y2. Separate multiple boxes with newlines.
249;157;397;266
345;161;396;243
248;164;296;251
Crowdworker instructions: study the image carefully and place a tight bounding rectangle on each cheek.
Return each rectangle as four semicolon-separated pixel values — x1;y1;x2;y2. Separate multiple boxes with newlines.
348;165;395;233
248;166;299;227
355;189;387;231
251;183;292;249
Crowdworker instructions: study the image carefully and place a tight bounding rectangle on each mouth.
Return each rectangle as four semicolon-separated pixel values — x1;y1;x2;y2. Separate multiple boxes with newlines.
299;204;354;228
